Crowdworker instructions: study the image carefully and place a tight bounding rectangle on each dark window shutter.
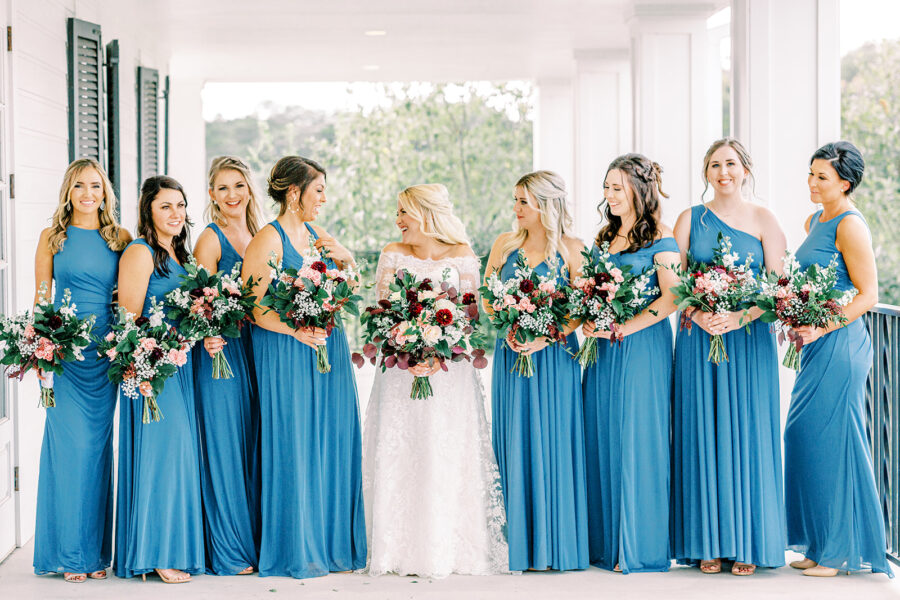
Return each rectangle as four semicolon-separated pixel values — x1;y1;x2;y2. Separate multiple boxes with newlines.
66;18;104;164
137;66;160;184
106;40;121;218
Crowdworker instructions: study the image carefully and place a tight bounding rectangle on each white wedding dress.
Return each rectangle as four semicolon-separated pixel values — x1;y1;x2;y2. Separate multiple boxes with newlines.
362;251;510;578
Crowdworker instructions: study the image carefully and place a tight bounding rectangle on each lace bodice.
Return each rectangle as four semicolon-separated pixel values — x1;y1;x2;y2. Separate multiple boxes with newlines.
374;251;482;301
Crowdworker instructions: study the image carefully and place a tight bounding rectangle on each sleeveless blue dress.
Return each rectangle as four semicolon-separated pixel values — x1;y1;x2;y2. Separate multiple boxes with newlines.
491;250;588;572
193;223;260;574
784;209;893;576
114;239;204;578
582;237;678;573
33;227;120;575
252;220;366;578
670;205;785;567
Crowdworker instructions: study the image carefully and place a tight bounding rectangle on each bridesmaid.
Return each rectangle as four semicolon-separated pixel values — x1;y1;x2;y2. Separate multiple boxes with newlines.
114;176;204;584
241;156;366;578
784;141;892;577
483;170;588;572
671;138;787;575
581;154;679;573
32;159;130;582
192;156;264;575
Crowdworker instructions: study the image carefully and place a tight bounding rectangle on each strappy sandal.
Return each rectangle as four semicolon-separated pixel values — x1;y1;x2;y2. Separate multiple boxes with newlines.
63;572;87;583
88;569;108;580
699;559;722;574
732;562;756;576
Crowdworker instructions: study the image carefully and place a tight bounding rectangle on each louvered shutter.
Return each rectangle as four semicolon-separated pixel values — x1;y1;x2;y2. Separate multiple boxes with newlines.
137;67;159;183
106;40;121;216
67;18;105;164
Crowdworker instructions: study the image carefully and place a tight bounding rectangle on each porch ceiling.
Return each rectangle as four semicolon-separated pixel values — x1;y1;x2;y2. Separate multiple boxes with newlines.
156;0;636;82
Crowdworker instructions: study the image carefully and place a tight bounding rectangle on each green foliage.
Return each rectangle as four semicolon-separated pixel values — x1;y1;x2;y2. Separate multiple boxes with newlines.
841;40;900;305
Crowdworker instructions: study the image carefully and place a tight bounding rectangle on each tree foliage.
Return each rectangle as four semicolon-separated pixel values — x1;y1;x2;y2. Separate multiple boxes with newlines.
841;40;900;305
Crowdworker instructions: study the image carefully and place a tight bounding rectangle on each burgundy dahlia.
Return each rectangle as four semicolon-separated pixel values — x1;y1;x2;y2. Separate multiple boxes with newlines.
435;309;454;326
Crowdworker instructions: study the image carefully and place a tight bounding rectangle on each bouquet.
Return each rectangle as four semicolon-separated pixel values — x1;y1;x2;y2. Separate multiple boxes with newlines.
97;299;191;423
756;252;855;370
479;250;570;377
0;285;95;407
260;243;361;373
567;244;659;367
352;268;488;400
165;257;257;379
671;233;758;364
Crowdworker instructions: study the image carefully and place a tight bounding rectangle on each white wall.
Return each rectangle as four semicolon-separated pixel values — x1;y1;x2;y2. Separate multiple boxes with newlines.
8;0;170;547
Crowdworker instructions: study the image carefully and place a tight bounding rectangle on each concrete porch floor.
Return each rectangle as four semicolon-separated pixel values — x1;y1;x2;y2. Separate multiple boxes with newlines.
0;543;896;600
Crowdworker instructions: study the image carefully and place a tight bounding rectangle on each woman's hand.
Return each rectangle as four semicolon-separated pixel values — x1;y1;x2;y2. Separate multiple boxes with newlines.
314;235;354;268
792;325;827;345
293;326;328;350
203;336;226;358
506;332;549;356
408;357;441;377
584;320;634;340
707;311;747;336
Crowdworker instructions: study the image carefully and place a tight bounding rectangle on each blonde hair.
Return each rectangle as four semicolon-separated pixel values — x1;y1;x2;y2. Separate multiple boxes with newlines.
498;170;574;266
48;158;127;254
205;156;266;235
397;184;470;246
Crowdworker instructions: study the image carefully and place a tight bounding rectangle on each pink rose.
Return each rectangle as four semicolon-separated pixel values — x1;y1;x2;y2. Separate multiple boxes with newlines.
517;297;536;313
299;267;322;286
539;281;556;294
222;282;240;296
105;348;118;360
105;331;115;342
140;338;157;352
24;324;36;338
502;294;517;307
203;287;218;297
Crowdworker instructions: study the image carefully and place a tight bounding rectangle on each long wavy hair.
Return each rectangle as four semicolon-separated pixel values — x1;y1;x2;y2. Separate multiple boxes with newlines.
204;156;266;235
497;170;574;266
47;158;128;254
136;175;192;275
595;154;668;253
397;183;470;246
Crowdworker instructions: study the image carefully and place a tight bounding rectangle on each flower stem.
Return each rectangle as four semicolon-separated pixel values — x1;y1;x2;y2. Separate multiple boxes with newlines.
211;351;234;379
783;344;802;371
708;334;729;364
512;352;535;377
410;375;433;400
316;345;331;374
575;338;598;368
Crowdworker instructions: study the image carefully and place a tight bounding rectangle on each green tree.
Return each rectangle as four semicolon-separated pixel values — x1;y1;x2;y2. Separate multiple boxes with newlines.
841;40;900;305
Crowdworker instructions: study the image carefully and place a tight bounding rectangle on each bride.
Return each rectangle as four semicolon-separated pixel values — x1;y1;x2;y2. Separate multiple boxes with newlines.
362;183;510;578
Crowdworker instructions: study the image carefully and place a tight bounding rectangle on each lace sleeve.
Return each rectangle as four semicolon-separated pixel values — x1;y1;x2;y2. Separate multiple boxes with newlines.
374;251;399;301
456;255;483;296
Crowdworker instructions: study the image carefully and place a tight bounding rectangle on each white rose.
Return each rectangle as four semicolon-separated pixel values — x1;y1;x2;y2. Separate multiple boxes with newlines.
434;298;455;312
418;290;438;301
148;312;163;328
390;291;402;302
422;325;441;346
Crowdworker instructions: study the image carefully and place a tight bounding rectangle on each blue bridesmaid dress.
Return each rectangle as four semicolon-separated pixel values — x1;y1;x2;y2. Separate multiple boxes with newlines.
193;223;260;574
33;227;120;575
114;238;204;578
784;209;892;576
670;205;785;568
252;220;366;578
582;237;678;573
491;250;589;572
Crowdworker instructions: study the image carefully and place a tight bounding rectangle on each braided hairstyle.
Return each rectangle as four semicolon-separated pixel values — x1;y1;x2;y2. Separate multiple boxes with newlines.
595;153;668;253
267;156;326;216
497;170;574;266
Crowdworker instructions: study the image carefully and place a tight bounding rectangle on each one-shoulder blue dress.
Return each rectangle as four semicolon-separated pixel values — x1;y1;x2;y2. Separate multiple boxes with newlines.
252;220;366;578
785;209;893;576
671;205;785;568
491;250;589;572
33;226;120;575
193;223;260;574
114;239;204;578
583;237;679;573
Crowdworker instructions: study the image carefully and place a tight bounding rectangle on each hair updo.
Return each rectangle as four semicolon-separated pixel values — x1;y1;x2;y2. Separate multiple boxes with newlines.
596;153;668;252
267;156;326;216
810;141;865;194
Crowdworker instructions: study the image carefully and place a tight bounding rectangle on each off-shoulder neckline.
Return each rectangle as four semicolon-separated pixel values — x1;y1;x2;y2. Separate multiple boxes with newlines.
382;250;479;263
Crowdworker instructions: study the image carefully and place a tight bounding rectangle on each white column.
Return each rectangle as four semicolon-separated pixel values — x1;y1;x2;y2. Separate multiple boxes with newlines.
532;78;574;203
627;1;719;226
731;0;840;249
572;50;632;245
167;77;207;238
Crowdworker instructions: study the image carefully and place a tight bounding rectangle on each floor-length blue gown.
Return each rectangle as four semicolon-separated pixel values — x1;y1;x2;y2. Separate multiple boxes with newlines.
784;209;893;576
193;223;260;574
583;237;678;573
114;239;204;578
670;205;785;568
491;250;589;572
33;227;120;575
253;220;366;578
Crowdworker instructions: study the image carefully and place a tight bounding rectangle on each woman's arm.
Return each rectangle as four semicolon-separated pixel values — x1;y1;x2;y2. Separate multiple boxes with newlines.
117;244;154;317
193;227;221;273
561;236;587;336
33;228;54;306
481;232;510;316
311;225;356;270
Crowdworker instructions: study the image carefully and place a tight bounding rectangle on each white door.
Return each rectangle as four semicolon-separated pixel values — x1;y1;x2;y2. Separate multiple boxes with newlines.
0;0;14;562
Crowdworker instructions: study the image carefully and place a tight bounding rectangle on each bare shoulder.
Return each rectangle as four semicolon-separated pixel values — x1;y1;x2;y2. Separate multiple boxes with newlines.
802;212;816;234
116;227;133;246
562;235;585;254
836;212;870;240
120;239;153;265
449;243;477;259
37;226;53;246
656;223;675;239
751;203;780;226
245;224;281;257
309;223;330;239
194;226;220;250
381;241;410;256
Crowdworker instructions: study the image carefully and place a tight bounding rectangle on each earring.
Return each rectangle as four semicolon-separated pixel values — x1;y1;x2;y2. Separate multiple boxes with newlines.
288;197;300;214
100;200;106;211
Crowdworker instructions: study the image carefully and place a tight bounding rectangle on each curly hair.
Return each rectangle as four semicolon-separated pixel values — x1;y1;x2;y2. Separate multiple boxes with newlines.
136;176;193;276
595;153;668;253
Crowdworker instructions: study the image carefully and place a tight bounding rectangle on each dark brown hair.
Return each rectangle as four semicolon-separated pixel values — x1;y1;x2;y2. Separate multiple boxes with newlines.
595;153;668;253
267;156;326;216
137;175;192;275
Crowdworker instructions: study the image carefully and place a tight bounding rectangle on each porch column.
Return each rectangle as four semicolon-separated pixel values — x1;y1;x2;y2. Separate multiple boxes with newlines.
166;77;207;237
532;78;575;220
627;1;720;225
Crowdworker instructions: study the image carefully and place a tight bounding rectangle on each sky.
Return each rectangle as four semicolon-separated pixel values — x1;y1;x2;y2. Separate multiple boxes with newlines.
202;0;900;122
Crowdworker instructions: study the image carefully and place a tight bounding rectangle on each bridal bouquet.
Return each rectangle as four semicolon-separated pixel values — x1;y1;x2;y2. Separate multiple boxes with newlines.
671;233;758;364
260;244;361;373
97;299;191;423
567;244;659;367
0;285;95;407
480;250;570;377
352;268;488;400
755;252;855;370
164;257;257;379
